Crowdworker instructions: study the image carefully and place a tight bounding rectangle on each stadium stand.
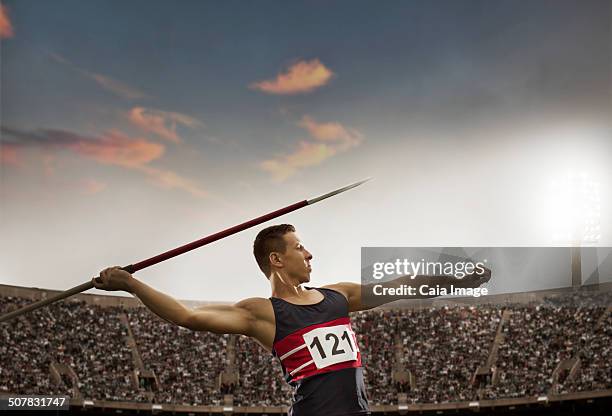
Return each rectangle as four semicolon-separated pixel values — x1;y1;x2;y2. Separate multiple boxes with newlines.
0;284;610;415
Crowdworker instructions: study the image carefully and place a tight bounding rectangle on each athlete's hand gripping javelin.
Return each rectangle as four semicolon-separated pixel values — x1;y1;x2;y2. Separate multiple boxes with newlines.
92;267;135;292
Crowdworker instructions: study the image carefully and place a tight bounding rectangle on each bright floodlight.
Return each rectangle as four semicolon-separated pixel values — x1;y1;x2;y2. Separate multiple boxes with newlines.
550;172;601;245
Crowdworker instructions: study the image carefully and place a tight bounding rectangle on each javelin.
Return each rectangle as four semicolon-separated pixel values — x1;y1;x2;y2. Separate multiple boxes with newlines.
0;178;371;324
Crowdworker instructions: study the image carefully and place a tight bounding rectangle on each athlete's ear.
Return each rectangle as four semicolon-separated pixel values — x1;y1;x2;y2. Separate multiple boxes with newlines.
269;252;283;268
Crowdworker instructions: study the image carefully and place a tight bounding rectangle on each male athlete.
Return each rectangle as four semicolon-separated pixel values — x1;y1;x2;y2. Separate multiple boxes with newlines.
93;224;490;415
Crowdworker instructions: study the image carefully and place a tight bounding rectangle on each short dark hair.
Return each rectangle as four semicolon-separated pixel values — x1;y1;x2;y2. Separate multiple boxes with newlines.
253;224;295;278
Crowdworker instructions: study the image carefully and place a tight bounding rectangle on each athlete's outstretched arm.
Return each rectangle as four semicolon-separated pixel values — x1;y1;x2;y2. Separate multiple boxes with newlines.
92;266;259;336
183;299;265;336
325;267;491;312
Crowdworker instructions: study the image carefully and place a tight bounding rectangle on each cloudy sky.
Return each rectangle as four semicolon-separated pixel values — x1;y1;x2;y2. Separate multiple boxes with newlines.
1;0;610;302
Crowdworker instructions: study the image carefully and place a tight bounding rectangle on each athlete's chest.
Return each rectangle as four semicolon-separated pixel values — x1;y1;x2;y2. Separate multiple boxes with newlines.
274;288;325;305
273;316;362;382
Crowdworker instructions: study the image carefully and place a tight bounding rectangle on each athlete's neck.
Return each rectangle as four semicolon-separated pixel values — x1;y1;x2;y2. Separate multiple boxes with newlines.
269;271;308;299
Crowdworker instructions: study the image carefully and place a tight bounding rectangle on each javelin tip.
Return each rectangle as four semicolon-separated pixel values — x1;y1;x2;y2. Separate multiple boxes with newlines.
307;177;372;205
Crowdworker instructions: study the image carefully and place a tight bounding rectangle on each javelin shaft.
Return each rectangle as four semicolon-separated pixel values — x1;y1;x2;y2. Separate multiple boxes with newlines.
127;200;308;273
0;282;93;324
0;178;370;324
130;177;368;272
0;200;307;324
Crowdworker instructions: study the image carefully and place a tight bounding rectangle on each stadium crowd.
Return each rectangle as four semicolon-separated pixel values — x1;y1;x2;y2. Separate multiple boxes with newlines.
353;309;399;405
483;304;605;399
0;296;145;401
127;308;229;405
556;310;612;394
233;335;293;406
0;289;610;407
396;305;501;404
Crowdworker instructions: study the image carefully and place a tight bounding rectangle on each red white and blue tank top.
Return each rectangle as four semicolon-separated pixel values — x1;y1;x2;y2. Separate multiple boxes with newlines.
270;287;370;416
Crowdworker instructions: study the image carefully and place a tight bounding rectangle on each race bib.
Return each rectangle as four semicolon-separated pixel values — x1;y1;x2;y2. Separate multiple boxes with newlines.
302;324;359;369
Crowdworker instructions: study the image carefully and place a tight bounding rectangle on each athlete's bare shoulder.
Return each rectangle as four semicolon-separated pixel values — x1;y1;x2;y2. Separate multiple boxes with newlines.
235;297;275;351
235;296;272;308
321;282;357;300
322;282;363;312
236;297;274;319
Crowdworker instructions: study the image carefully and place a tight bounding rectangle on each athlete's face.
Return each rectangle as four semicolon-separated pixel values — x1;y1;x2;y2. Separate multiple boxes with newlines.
280;232;313;283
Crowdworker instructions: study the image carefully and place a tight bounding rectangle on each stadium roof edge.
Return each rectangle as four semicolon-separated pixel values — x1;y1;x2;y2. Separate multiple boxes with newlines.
1;282;610;309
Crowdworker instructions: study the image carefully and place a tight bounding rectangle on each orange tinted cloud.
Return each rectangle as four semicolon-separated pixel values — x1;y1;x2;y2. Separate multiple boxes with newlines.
0;144;19;166
72;133;206;198
128;107;204;143
0;3;14;39
80;178;108;195
1;126;164;167
90;73;148;100
42;153;56;177
298;115;361;146
69;130;164;167
260;141;337;182
1;126;208;198
48;52;148;100
138;166;207;198
260;116;362;181
250;59;334;95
